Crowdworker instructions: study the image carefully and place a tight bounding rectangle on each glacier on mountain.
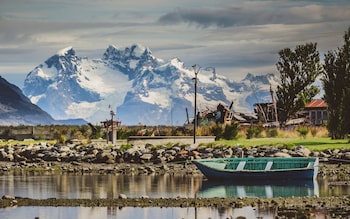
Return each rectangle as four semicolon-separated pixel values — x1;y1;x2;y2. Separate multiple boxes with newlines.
23;44;279;126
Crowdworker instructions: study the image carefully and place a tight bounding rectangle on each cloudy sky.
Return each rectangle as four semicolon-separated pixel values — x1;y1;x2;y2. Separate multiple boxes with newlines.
1;0;350;88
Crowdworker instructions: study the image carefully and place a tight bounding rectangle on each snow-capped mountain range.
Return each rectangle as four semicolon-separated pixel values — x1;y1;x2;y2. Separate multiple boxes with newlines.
23;44;279;126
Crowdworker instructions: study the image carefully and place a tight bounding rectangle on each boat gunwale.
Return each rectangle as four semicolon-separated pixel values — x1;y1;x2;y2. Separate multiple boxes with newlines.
193;157;319;173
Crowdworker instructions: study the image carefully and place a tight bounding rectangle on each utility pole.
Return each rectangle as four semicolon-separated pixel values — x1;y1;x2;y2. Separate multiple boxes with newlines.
110;108;116;145
270;84;279;124
192;64;200;144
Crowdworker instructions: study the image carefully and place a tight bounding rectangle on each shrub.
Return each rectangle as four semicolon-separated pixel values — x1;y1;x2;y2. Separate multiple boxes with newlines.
310;127;317;137
246;125;263;139
266;128;278;138
58;135;66;144
222;123;239;140
210;124;223;140
297;126;309;138
119;144;132;151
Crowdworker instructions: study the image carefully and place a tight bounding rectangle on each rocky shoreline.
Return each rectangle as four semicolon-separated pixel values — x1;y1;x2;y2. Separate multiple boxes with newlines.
0;141;350;178
1;194;350;218
1;141;350;165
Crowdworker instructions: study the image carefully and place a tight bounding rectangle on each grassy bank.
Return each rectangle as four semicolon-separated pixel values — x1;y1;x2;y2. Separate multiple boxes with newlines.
214;137;349;151
1;126;349;152
0;139;56;147
210;126;349;151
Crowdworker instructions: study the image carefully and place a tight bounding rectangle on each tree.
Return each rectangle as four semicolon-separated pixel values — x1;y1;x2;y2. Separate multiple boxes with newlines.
322;27;350;139
276;43;322;126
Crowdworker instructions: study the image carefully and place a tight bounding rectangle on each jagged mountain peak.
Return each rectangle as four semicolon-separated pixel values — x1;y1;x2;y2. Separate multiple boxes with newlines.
24;46;79;87
104;44;149;57
56;46;75;56
45;46;80;72
103;43;154;62
102;44;164;80
242;73;277;84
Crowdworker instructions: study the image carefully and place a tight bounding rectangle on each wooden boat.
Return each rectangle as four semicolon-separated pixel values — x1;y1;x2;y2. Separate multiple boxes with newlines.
193;157;319;181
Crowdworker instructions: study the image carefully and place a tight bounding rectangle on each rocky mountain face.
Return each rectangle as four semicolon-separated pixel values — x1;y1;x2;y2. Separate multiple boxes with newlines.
23;44;279;126
0;76;55;125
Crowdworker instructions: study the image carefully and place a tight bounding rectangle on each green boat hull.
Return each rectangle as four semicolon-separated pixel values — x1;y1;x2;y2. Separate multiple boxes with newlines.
193;157;319;181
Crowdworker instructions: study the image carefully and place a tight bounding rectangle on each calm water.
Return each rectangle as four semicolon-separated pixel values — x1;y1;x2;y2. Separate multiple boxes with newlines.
0;173;349;218
0;206;278;219
0;173;348;199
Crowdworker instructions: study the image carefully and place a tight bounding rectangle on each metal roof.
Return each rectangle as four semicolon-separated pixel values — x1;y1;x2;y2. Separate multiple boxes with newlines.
305;99;328;108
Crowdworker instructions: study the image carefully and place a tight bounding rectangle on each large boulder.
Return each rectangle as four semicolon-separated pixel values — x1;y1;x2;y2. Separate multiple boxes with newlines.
294;146;311;157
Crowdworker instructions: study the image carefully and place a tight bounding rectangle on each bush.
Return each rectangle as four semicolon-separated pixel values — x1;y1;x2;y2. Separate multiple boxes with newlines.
297;126;309;138
117;127;139;139
119;144;132;151
246;125;263;139
310;127;317;137
58;135;66;144
222;123;239;140
210;124;223;140
266;128;278;137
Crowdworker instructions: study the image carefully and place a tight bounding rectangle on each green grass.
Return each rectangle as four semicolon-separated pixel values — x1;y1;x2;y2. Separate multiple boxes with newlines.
0;139;56;147
212;137;349;151
1;136;349;152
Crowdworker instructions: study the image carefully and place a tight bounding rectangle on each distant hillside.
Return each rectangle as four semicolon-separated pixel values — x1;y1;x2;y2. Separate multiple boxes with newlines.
0;75;55;125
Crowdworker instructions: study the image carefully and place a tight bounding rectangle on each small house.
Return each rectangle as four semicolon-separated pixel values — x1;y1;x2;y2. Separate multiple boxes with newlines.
304;99;328;126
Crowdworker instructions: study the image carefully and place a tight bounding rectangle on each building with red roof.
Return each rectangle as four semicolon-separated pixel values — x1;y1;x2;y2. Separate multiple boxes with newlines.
304;99;328;126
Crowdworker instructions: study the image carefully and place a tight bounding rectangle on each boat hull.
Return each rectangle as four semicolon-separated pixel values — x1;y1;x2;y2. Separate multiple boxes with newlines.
193;158;318;181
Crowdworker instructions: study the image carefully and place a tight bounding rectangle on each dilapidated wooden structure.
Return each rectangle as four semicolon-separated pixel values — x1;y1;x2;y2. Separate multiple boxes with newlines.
100;110;121;144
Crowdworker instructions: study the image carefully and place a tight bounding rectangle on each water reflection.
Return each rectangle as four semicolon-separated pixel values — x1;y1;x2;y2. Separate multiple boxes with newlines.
318;178;350;197
0;173;202;199
0;173;348;199
0;206;277;219
198;179;319;198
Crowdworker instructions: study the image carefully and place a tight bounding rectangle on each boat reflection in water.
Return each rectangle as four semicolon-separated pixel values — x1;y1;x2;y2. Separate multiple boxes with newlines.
197;179;319;198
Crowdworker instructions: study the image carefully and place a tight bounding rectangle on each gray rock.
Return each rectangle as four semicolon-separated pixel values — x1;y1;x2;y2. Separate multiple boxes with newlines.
140;153;153;161
332;149;340;155
224;148;233;158
166;149;177;156
343;152;350;160
0;151;7;161
160;164;169;171
320;152;330;158
281;149;289;153
58;145;70;152
172;146;181;152
273;152;291;158
6;153;14;162
294;146;311;157
2;195;15;200
119;194;127;199
146;166;156;173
